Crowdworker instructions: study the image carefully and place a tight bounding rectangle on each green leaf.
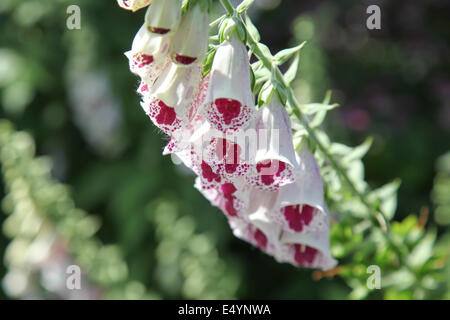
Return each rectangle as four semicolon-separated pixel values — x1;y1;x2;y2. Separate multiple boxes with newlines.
244;14;260;43
256;43;272;60
300;102;339;115
237;0;255;13
407;231;437;269
342;137;373;164
369;179;401;220
284;53;300;85
329;143;353;156
202;49;216;77
258;81;274;107
273;41;306;65
323;90;332;104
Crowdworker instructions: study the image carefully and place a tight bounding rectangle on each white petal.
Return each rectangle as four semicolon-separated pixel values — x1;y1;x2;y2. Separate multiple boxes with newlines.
205;36;254;107
125;24;171;83
277;147;326;212
254;96;298;169
278;220;337;271
143;62;202;124
145;0;181;34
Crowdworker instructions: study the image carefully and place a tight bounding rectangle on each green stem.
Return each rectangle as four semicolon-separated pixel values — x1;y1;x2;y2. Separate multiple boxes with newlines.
219;0;235;15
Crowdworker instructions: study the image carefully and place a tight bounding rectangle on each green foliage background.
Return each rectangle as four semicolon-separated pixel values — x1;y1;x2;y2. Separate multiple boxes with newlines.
0;0;449;299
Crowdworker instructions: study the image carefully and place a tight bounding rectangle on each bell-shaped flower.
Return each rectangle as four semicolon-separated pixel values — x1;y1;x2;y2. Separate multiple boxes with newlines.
273;147;328;233
140;62;202;134
170;4;209;65
145;0;181;35
117;0;152;12
125;24;171;84
276;219;337;271
245;95;298;191
202;35;256;133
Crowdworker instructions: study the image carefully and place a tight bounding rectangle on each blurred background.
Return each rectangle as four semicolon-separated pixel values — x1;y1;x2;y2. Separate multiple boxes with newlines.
0;0;449;299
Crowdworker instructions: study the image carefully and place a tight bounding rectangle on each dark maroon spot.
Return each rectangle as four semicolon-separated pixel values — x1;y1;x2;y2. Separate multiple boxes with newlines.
260;174;274;186
225;163;239;174
215;98;242;125
301;205;314;226
276;161;286;176
138;54;154;68
283;204;315;232
294;245;318;266
155;101;176;125
201;161;221;183
174;54;197;65
256;160;286;185
221;183;236;199
283;205;303;232
224;199;237;217
148;27;170;35
254;229;268;250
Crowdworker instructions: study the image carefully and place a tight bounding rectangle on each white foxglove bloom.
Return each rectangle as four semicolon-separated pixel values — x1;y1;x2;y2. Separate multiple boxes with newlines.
170;4;209;65
276;148;336;270
145;0;181;35
277;222;337;271
140;62;202;134
246;96;298;190
274;147;328;233
117;0;152;12
125;24;171;84
202;35;256;133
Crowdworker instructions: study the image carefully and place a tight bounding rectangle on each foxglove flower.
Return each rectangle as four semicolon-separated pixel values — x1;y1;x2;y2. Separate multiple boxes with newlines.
170;4;209;65
202;35;256;133
246;96;298;191
145;0;181;35
117;0;152;12
274;147;328;234
125;24;171;84
277;222;337;270
140;62;202;134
